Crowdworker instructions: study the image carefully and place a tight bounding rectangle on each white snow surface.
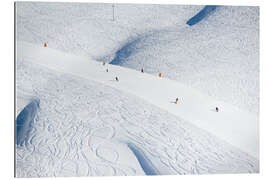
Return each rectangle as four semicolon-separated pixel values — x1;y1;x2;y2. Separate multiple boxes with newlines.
16;2;201;60
15;2;259;177
16;42;258;177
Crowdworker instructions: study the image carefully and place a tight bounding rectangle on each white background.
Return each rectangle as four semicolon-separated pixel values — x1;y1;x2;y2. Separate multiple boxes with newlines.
0;0;269;179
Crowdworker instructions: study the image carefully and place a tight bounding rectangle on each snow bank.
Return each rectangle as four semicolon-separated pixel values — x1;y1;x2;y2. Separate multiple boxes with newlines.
16;99;39;146
127;143;160;175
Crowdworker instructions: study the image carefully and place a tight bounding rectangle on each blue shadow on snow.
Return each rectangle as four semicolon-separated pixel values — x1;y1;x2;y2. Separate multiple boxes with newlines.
16;99;40;146
186;5;217;26
110;6;217;65
109;38;141;65
127;143;160;175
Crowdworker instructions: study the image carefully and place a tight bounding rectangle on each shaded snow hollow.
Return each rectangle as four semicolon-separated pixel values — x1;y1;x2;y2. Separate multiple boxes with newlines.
16;99;40;146
127;143;160;175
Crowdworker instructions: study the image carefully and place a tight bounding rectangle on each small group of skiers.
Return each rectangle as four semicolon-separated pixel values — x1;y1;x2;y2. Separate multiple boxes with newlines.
101;62;220;112
102;62;119;82
173;97;219;112
141;68;163;78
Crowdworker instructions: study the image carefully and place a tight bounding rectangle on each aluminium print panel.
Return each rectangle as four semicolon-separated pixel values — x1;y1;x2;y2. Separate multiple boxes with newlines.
15;2;259;178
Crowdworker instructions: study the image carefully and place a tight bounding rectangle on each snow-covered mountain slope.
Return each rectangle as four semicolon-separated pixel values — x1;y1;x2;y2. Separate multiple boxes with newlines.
16;2;201;61
15;3;260;177
110;6;259;115
17;41;259;159
16;2;259;115
16;47;258;177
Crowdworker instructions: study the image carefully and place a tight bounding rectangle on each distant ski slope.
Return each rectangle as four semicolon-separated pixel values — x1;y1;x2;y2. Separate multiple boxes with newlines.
16;2;202;61
17;41;259;159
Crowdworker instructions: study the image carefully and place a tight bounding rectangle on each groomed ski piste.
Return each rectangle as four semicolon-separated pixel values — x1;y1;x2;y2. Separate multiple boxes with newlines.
15;2;259;177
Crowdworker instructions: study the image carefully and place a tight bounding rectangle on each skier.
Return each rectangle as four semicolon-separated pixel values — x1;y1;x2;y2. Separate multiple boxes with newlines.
115;77;119;82
141;68;144;73
106;69;108;72
175;98;179;104
102;62;106;66
216;107;219;112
